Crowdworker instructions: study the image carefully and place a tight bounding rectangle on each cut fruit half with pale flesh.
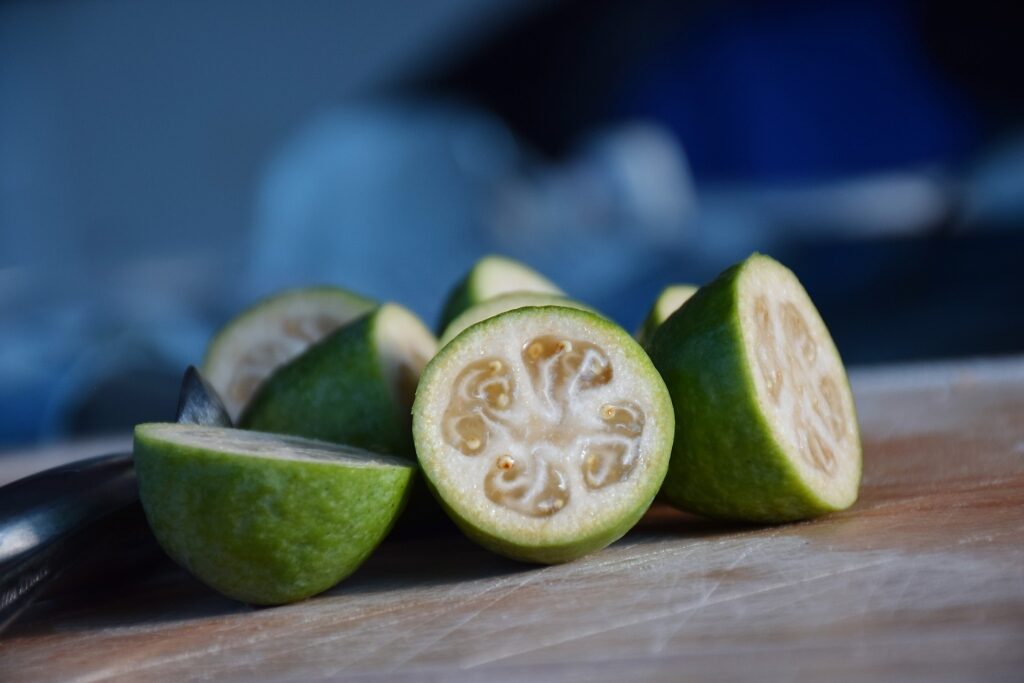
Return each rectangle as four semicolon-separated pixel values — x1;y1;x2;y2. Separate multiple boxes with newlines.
203;287;376;421
437;255;563;333
648;254;861;522
240;303;437;458
439;292;597;348
134;423;414;605
414;306;674;564
635;284;698;348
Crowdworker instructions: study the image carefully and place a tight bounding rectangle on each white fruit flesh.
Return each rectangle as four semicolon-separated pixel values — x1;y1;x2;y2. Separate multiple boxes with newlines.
204;289;373;421
653;285;697;324
375;304;439;411
418;308;670;545
471;256;563;301
138;424;412;468
439;293;593;347
739;259;860;507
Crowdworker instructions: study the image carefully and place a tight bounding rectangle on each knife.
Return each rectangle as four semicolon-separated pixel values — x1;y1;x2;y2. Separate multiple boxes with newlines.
0;366;232;632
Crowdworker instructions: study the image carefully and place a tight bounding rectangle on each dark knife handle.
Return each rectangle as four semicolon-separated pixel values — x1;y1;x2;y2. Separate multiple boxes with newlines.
0;452;138;631
0;365;232;633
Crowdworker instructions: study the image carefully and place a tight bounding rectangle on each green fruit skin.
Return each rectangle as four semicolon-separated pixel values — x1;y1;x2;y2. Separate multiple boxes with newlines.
648;256;860;523
415;306;675;564
635;285;698;350
202;285;376;371
635;312;663;351
134;424;413;605
437;271;475;336
240;310;412;458
201;286;377;422
238;309;452;533
436;255;561;334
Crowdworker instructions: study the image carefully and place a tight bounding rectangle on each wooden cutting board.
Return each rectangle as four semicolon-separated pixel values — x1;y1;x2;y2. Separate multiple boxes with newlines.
1;357;1022;682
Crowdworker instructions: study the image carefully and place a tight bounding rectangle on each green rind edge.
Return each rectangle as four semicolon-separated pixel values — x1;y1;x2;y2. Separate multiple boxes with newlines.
439;293;597;348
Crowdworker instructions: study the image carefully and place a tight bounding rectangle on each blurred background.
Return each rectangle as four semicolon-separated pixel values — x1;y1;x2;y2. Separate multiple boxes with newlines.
2;0;1023;447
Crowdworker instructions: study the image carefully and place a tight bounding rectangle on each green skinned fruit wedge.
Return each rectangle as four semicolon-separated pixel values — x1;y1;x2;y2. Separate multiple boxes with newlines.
240;303;437;458
134;423;414;605
439;292;597;348
648;254;862;523
635;284;698;348
437;255;563;333
203;287;376;422
414;306;674;564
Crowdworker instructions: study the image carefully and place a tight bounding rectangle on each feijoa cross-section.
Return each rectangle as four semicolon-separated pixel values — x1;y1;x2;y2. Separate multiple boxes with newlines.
414;306;674;564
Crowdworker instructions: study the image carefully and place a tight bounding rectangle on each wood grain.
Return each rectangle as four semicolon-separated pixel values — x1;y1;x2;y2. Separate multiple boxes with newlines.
2;357;1023;682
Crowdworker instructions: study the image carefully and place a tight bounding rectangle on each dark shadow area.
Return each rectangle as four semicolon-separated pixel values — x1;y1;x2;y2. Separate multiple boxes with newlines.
3;519;245;638
632;504;761;537
331;534;533;599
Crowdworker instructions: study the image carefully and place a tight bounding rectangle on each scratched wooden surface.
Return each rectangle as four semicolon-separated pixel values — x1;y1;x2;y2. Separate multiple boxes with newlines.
1;357;1022;682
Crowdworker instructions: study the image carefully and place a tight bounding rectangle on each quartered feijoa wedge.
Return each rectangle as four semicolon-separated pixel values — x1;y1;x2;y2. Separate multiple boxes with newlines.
414;306;674;564
240;303;437;458
134;423;414;605
203;287;376;421
648;254;862;523
437;255;563;333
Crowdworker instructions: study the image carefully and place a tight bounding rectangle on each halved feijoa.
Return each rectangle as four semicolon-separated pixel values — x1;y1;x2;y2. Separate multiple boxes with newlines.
203;287;376;421
414;306;674;563
439;292;597;348
648;254;862;523
437;255;563;333
635;284;698;348
240;303;437;457
134;423;414;605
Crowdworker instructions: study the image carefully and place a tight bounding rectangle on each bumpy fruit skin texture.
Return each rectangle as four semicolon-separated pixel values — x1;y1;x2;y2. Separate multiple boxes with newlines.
648;256;860;523
240;311;411;457
414;306;674;564
133;425;412;605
